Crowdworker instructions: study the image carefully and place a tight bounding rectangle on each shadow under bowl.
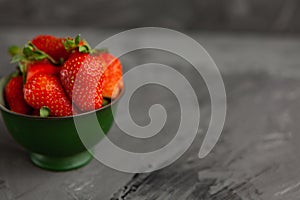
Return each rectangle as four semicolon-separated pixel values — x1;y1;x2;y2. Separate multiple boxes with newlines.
0;75;123;171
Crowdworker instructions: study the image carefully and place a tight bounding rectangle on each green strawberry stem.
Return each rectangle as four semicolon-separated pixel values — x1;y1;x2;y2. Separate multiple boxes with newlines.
63;34;93;53
10;43;58;65
40;106;50;117
9;43;60;82
25;43;58;64
102;98;109;106
8;45;22;57
63;34;108;54
63;34;109;55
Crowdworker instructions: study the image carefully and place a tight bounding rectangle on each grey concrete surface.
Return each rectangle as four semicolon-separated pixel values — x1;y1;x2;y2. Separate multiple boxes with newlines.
0;28;300;199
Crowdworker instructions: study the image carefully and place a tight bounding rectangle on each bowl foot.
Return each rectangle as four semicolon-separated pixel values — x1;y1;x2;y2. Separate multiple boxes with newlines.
30;150;93;171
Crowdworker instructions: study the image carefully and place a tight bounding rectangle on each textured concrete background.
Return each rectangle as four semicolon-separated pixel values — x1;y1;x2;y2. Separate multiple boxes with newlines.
0;0;300;33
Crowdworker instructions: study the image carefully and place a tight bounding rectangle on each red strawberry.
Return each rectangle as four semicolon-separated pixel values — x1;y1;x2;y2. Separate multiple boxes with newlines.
4;76;32;115
24;73;74;117
26;60;60;82
32;35;69;63
60;52;104;112
98;53;123;99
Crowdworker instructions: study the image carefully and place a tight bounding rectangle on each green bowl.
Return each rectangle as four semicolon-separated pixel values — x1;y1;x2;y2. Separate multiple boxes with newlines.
0;75;123;171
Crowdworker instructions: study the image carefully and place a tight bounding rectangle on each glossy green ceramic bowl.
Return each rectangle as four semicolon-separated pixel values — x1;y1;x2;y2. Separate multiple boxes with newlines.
0;75;123;171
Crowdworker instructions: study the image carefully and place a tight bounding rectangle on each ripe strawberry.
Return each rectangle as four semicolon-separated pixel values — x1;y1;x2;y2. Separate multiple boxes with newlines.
31;35;69;63
26;60;60;82
98;53;123;99
60;52;104;112
4;76;32;115
24;73;74;117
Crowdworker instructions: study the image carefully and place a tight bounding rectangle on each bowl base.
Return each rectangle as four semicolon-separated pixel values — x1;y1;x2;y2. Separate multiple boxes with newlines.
30;150;93;171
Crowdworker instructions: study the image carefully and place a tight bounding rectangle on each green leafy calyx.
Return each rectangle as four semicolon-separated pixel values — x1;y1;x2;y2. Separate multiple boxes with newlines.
40;106;50;117
63;34;92;53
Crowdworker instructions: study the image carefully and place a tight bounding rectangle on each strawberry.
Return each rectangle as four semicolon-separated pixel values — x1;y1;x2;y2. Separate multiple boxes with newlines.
98;53;123;99
24;73;74;117
4;75;32;115
60;52;104;112
31;35;69;63
26;60;60;82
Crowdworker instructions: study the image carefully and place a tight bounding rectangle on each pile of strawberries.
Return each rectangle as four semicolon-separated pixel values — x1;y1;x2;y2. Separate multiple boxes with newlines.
4;34;123;117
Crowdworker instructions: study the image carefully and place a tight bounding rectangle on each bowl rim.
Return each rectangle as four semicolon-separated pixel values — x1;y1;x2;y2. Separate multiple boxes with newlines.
0;75;124;120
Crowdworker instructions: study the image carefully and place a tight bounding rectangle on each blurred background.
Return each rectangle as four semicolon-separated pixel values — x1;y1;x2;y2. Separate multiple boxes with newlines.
0;0;299;75
0;0;299;33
